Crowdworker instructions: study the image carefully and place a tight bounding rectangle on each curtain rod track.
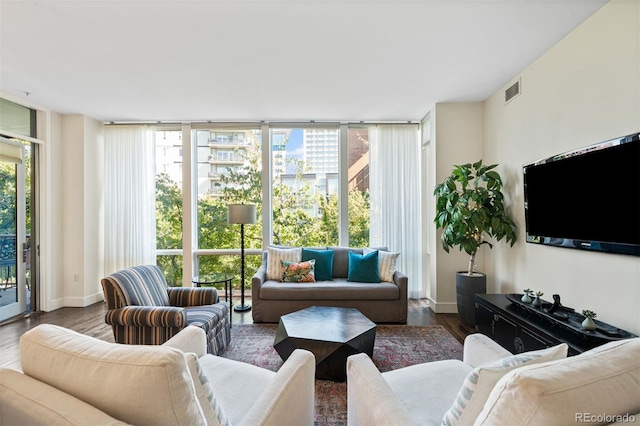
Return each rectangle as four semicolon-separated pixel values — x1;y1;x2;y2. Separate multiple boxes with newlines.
104;120;420;126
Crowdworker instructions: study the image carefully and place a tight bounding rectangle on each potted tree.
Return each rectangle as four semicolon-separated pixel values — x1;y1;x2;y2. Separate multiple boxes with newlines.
434;160;517;327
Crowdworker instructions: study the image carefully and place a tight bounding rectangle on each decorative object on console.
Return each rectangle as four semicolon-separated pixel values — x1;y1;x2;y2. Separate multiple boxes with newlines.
228;203;256;312
581;310;597;331
433;160;517;327
521;289;533;303
532;291;543;308
505;294;636;345
476;294;638;356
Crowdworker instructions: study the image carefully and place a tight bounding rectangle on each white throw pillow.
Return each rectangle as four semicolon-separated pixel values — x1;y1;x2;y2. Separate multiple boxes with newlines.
266;246;302;281
441;342;568;426
184;353;231;426
474;338;640;426
364;247;400;282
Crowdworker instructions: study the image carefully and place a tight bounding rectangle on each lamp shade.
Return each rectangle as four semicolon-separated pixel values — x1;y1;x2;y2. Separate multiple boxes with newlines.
227;204;257;225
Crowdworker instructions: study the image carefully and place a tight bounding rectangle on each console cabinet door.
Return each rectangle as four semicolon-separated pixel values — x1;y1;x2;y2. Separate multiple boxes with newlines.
492;313;519;353
517;327;553;353
475;302;495;336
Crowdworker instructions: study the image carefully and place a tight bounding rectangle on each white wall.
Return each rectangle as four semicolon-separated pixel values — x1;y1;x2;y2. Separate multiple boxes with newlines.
60;115;105;307
430;102;486;313
483;0;640;334
43;111;64;309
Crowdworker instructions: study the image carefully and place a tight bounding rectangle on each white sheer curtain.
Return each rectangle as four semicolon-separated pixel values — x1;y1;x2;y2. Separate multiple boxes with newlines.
104;125;157;275
369;124;424;299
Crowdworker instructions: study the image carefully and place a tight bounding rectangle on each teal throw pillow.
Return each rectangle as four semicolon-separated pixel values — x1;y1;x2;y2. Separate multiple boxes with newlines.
302;248;334;281
347;250;380;283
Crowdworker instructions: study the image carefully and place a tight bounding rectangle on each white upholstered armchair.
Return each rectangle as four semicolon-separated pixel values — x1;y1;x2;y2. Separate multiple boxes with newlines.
347;333;640;425
0;324;316;425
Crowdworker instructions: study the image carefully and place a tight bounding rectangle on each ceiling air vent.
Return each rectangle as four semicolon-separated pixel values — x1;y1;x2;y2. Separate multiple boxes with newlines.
505;78;521;104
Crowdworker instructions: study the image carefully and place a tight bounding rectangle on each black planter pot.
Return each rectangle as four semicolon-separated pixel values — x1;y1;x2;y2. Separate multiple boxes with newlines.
456;272;487;328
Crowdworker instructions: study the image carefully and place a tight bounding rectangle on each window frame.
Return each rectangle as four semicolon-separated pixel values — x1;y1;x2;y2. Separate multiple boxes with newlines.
156;122;370;286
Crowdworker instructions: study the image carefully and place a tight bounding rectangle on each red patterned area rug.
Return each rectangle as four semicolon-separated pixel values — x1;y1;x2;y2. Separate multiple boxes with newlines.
221;324;463;425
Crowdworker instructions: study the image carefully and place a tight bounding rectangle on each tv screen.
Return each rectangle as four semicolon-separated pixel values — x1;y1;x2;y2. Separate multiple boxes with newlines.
523;132;640;256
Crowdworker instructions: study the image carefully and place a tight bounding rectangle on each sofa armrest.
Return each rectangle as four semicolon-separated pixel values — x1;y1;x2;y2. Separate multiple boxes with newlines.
251;265;267;299
105;306;187;328
167;286;219;306
162;325;207;358
393;270;408;298
463;333;513;368
242;349;316;426
0;368;130;426
346;353;417;426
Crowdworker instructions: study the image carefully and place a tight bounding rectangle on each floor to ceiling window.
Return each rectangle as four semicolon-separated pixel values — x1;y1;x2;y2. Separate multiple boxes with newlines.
270;126;340;247
347;126;370;247
155;128;183;285
193;126;262;290
148;122;420;296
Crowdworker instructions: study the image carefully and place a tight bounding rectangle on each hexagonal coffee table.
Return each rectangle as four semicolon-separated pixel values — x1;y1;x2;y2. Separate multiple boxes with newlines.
273;306;376;382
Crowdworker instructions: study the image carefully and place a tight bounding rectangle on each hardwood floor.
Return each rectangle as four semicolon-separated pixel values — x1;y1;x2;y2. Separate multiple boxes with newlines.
0;297;473;370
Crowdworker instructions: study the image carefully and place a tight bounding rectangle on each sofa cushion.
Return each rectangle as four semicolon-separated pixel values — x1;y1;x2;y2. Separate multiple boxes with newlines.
0;368;130;426
383;359;472;426
442;342;568;425
200;353;276;425
281;259;316;283
330;247;362;278
348;250;380;283
20;324;206;425
184;353;230;426
266;246;302;281
302;248;334;281
329;246;388;278
259;279;399;300
364;247;400;283
475;338;640;426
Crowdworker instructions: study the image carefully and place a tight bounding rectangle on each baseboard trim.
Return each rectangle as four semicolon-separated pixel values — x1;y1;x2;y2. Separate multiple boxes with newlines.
429;300;458;314
63;292;104;308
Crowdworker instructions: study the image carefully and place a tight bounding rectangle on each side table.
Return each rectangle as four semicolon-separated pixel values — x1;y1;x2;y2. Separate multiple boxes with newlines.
192;274;234;325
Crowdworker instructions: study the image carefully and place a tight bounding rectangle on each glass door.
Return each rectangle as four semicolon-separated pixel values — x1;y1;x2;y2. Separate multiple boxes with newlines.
0;138;27;321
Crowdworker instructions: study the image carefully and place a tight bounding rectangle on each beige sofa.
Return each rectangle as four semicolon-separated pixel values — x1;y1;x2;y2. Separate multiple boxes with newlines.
252;246;408;323
0;324;315;426
347;333;640;425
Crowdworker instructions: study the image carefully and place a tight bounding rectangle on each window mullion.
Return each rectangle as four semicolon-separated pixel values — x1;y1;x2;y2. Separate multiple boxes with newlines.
181;123;195;287
339;124;349;245
262;123;272;247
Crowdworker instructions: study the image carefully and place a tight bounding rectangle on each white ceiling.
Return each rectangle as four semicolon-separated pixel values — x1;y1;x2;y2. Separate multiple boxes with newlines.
1;0;608;123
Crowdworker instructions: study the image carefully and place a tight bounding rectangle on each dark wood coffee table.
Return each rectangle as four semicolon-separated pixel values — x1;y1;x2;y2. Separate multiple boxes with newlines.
273;306;376;381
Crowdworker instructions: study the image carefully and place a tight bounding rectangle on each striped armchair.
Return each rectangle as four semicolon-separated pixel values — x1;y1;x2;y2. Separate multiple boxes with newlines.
101;265;230;355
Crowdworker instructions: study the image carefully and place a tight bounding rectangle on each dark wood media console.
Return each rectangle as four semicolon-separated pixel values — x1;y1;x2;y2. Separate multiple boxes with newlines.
475;294;637;356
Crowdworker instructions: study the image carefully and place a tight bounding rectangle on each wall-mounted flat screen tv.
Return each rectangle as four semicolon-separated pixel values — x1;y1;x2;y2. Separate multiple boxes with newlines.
523;132;639;256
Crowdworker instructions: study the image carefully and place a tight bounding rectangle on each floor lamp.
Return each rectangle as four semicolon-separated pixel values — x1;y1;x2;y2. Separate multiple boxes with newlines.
228;203;256;312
